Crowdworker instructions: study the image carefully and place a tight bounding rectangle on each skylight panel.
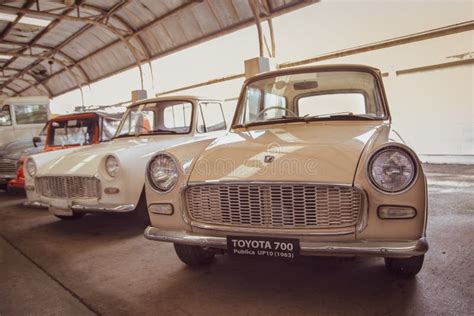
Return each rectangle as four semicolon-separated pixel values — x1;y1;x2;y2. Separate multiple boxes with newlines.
0;12;17;23
0;12;51;27
19;16;51;27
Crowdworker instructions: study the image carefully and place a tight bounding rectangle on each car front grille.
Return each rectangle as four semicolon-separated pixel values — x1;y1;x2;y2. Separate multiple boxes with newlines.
186;183;363;229
0;159;17;177
36;176;100;199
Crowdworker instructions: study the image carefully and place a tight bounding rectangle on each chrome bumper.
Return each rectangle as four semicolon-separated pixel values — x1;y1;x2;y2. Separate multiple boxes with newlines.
144;226;429;258
26;202;135;212
24;201;48;208
70;203;135;213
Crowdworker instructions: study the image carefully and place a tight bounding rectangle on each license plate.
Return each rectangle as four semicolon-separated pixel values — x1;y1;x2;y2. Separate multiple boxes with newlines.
227;236;300;260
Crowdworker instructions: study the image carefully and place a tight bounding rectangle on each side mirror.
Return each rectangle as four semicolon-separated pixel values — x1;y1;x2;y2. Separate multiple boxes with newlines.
32;136;42;148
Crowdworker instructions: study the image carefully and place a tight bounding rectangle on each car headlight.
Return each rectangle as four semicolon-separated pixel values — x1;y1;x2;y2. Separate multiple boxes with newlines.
105;155;120;177
368;146;417;193
25;158;36;177
147;153;179;192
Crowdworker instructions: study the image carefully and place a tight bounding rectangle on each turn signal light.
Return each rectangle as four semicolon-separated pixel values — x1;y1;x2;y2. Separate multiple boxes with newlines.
149;204;174;215
104;187;120;194
378;206;416;219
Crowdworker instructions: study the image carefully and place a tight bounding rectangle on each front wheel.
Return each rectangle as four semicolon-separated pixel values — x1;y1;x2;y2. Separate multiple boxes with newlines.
174;243;215;266
385;255;424;277
54;213;85;221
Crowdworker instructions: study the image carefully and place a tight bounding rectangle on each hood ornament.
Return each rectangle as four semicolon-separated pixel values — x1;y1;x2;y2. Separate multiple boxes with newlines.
264;155;275;163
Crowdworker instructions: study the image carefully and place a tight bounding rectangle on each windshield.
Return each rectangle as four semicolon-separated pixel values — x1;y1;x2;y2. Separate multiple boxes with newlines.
48;117;97;146
115;100;193;138
235;70;386;127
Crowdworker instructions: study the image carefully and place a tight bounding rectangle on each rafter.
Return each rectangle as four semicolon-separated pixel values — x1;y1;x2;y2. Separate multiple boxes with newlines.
0;4;76;92
0;2;146;89
0;0;35;41
0;0;136;96
14;0;198;97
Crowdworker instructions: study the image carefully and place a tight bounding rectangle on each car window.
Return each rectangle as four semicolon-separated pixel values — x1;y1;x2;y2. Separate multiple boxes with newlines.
101;117;121;141
115;101;193;138
163;102;192;131
197;102;226;133
0;105;12;126
118;109;155;135
298;93;366;116
49;118;96;146
14;104;48;125
236;71;385;126
262;93;287;120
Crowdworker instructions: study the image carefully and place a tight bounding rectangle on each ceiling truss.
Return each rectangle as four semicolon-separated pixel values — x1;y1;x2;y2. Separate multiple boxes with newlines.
0;0;317;101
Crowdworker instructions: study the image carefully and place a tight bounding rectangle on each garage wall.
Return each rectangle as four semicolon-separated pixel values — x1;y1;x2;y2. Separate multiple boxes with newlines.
171;1;474;163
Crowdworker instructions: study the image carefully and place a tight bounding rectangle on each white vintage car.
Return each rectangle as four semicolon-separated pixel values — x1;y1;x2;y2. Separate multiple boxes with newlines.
144;65;428;277
24;96;227;223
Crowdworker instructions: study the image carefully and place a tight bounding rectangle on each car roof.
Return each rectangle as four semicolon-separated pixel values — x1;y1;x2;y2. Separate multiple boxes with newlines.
50;111;123;121
244;64;383;84
128;95;222;108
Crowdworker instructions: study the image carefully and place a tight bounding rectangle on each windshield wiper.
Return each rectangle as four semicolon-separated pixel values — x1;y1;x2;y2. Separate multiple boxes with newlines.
113;133;135;139
147;129;178;134
236;116;307;129
304;112;376;121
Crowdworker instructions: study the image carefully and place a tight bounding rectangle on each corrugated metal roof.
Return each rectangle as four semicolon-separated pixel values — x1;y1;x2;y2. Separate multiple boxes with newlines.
0;0;317;99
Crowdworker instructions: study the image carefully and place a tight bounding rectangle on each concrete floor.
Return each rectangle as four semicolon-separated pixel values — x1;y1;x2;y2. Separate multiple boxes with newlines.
0;164;472;316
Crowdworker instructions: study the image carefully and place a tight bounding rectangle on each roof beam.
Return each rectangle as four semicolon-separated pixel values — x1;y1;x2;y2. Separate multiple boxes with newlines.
1;38;92;83
0;2;146;89
15;0;198;96
0;4;77;93
0;0;35;41
280;20;474;68
1;51;83;100
0;0;134;96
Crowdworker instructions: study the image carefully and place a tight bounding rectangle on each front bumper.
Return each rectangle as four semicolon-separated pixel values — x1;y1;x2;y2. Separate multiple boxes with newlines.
70;203;135;213
144;226;429;258
24;201;135;213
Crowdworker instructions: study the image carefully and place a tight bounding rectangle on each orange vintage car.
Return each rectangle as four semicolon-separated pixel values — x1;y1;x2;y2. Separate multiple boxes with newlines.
8;111;122;192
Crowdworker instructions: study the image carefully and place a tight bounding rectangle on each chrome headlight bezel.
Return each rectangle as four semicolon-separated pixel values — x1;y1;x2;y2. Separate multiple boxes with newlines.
104;155;120;178
147;153;180;193
25;158;36;177
367;145;419;194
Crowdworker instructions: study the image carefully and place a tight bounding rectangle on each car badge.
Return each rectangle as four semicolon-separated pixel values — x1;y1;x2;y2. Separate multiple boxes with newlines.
264;155;275;163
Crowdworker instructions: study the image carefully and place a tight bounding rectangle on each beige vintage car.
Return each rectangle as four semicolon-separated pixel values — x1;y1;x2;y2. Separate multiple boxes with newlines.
144;65;428;277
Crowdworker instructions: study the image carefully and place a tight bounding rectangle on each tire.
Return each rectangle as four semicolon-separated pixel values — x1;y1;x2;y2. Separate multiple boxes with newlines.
135;191;150;227
385;255;424;277
0;183;7;192
54;213;85;221
174;243;215;266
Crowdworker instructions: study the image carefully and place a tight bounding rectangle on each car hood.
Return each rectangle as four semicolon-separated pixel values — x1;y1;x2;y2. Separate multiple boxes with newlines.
37;135;193;176
189;121;386;184
0;138;44;160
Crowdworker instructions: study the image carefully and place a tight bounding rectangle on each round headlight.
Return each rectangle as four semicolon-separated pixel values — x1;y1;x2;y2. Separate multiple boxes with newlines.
25;158;36;177
105;155;120;177
368;146;417;193
147;153;179;192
